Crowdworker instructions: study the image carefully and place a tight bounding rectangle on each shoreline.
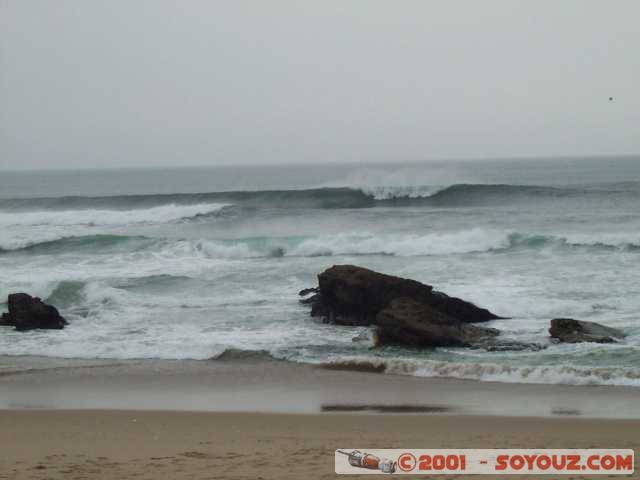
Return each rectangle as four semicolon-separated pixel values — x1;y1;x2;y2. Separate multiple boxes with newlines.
2;356;639;478
1;355;639;419
1;410;639;479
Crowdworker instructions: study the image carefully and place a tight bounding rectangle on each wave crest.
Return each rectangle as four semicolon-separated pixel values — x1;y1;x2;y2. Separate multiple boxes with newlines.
1;234;155;254
0;203;230;228
411;359;640;387
3;230;640;257
2;181;638;211
320;356;640;387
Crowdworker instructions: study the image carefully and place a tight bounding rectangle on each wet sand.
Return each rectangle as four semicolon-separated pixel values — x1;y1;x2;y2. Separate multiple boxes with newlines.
1;355;640;418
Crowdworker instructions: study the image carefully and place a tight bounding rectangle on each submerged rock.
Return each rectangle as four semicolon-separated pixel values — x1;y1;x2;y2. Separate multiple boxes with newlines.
376;298;500;348
1;293;68;331
268;246;286;258
482;341;546;352
549;318;625;344
212;348;278;362
319;360;386;373
304;264;502;326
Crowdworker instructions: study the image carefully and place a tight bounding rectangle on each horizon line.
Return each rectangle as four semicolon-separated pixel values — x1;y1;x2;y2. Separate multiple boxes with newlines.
0;152;638;173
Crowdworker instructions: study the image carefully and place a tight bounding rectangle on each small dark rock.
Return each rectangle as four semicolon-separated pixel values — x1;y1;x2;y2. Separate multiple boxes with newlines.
2;293;68;331
269;246;286;258
212;348;276;362
481;341;546;352
549;318;625;344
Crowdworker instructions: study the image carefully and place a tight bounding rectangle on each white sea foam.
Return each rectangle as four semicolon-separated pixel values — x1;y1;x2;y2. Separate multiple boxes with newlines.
0;203;228;228
291;229;511;256
320;167;451;199
313;356;640;387
410;360;640;387
0;278;347;360
1;265;639;387
564;232;640;248
154;229;513;259
0;203;229;250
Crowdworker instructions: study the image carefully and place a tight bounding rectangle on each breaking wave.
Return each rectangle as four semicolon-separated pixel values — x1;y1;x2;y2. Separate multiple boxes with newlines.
173;230;640;259
0;234;154;254
2;181;638;211
0;203;230;228
396;359;640;387
3;230;640;257
313;357;640;387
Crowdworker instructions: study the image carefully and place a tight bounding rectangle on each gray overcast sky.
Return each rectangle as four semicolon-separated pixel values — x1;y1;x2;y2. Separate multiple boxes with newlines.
1;1;639;170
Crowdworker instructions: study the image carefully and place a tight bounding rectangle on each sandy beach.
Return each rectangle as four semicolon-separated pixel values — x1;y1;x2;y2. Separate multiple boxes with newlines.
0;356;638;479
1;411;638;480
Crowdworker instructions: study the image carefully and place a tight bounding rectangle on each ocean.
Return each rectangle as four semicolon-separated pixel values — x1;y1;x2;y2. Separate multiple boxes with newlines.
1;156;639;386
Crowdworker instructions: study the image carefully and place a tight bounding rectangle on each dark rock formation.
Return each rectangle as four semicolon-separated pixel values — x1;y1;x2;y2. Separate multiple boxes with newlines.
297;265;527;350
376;298;500;348
312;265;434;325
300;293;320;306
298;287;318;297
549;318;625;344
1;293;68;331
0;312;11;326
298;287;320;307
302;265;502;326
425;290;502;324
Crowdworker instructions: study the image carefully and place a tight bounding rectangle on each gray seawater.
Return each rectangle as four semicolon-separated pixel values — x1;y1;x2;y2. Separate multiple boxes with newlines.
1;156;639;386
